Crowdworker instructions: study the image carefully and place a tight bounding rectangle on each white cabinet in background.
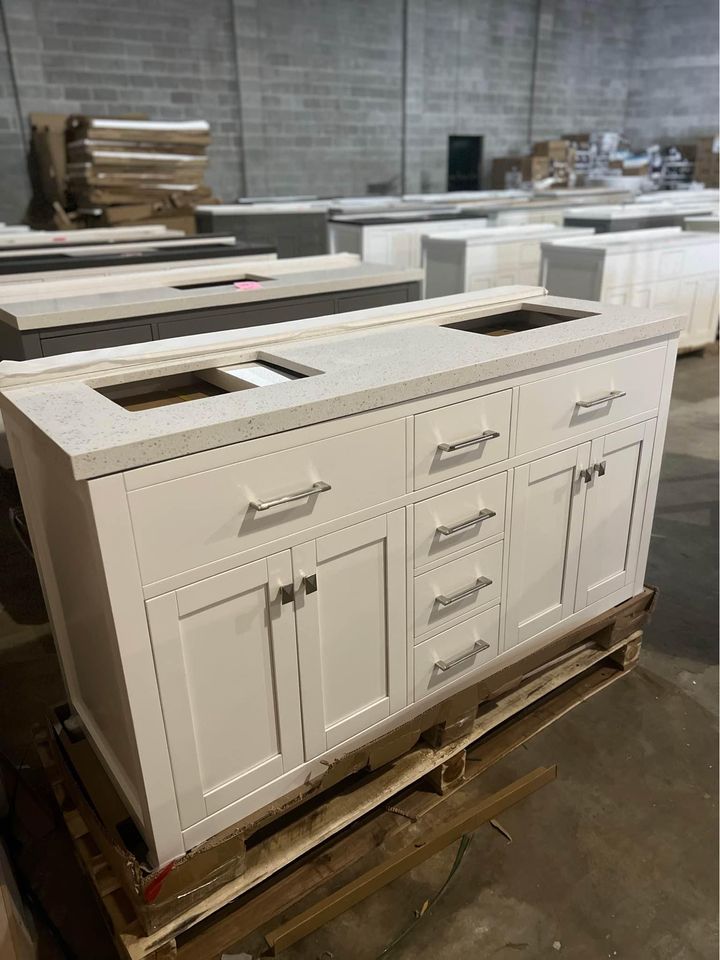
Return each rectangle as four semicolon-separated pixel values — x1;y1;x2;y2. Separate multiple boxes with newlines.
541;227;719;351
423;224;594;298
327;213;487;269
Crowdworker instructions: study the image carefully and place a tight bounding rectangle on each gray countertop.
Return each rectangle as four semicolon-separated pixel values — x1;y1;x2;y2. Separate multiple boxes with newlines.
0;286;683;481
0;258;423;331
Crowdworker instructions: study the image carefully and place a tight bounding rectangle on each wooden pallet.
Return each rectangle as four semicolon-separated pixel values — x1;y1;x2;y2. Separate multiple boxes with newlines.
35;597;649;959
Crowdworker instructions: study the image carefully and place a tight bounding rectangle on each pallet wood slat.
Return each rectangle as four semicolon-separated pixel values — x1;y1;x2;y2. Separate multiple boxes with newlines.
264;765;558;954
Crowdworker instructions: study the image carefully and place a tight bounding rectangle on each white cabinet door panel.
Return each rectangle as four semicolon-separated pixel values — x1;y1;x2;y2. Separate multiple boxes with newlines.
505;444;590;649
293;511;407;757
575;421;655;610
146;552;303;828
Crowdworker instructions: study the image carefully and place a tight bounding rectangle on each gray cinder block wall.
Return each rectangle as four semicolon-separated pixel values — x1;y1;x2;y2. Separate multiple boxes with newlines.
0;0;717;222
625;0;720;144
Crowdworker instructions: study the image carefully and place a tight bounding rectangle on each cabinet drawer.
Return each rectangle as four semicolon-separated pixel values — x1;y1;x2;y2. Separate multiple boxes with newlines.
413;539;503;639
413;472;506;568
515;346;666;455
413;390;511;490
128;419;406;584
414;605;500;701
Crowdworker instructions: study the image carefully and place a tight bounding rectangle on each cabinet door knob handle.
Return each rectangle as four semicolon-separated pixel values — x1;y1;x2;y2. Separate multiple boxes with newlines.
435;639;490;671
593;460;607;477
437;430;500;453
300;574;318;594
279;583;295;604
578;468;592;484
250;480;331;512
575;389;626;409
437;508;497;536
436;575;493;606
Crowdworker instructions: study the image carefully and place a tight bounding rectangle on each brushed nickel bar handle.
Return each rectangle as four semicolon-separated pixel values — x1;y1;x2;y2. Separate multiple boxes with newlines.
575;389;626;409
437;508;497;536
251;480;331;512
435;639;490;671
437;429;500;452
436;575;493;606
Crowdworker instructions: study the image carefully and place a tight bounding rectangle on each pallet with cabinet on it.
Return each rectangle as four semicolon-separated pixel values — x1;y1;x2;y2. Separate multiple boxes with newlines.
36;602;649;959
5;312;677;870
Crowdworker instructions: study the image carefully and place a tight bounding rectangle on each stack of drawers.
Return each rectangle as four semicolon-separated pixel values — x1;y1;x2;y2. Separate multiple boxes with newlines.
410;389;511;699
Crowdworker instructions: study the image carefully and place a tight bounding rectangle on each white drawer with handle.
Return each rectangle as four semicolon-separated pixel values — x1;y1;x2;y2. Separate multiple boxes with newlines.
413;389;511;490
413;604;500;701
413;539;503;639
515;345;666;455
128;419;406;584
413;471;506;568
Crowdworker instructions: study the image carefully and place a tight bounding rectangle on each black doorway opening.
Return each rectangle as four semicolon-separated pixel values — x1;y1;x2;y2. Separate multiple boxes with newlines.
447;135;483;191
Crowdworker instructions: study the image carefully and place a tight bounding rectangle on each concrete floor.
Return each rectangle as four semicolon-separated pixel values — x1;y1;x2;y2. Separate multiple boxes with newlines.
0;347;717;960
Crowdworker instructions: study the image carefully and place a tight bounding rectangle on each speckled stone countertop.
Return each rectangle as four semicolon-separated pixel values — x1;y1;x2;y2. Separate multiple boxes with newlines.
0;287;683;481
0;256;423;330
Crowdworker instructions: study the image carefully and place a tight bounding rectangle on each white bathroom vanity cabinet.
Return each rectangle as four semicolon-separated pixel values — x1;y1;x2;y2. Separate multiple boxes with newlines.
423;225;594;297
0;285;682;866
541;227;718;351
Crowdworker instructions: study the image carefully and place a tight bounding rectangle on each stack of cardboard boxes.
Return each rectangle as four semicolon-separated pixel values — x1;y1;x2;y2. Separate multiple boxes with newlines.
27;113;216;232
65;117;215;232
491;137;581;189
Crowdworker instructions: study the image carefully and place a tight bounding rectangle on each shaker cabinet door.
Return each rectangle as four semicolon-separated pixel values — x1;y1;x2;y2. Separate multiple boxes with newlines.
575;421;655;610
505;443;590;649
293;511;407;758
146;552;303;829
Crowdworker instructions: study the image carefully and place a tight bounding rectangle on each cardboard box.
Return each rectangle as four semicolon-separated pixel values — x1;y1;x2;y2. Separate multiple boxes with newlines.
491;154;550;188
694;135;719;187
533;139;569;162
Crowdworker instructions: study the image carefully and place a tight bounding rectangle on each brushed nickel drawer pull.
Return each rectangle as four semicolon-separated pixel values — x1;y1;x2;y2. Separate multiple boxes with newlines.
437;508;497;536
436;575;493;606
435;639;490;671
250;480;331;511
437;429;500;453
575;389;626;409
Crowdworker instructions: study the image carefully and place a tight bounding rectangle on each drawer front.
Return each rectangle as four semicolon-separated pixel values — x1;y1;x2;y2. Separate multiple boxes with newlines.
414;390;511;490
515;346;666;455
414;605;500;701
413;472;506;568
413;539;503;639
128;419;406;584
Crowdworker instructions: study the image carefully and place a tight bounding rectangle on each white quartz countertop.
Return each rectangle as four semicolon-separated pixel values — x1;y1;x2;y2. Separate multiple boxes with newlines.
423;225;594;246
541;226;716;251
0;286;684;480
0;258;423;330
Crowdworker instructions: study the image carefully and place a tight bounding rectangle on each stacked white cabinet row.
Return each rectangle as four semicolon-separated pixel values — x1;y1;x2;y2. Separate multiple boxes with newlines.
422;224;594;297
541;227;719;351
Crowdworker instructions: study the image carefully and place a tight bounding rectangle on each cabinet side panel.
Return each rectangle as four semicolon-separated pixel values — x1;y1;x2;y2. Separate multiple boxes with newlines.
4;420;143;817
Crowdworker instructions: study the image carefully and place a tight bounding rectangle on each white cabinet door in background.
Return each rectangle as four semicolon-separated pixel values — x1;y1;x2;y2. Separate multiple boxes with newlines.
505;444;590;649
293;511;407;758
575;421;655;610
146;553;303;829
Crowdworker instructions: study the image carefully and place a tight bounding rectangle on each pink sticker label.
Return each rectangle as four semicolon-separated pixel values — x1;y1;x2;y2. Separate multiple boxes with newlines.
52;236;68;242
233;280;262;290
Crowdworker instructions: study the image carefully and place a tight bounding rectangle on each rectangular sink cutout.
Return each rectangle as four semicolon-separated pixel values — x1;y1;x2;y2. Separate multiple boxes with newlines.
97;359;311;411
172;274;274;291
444;307;597;337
